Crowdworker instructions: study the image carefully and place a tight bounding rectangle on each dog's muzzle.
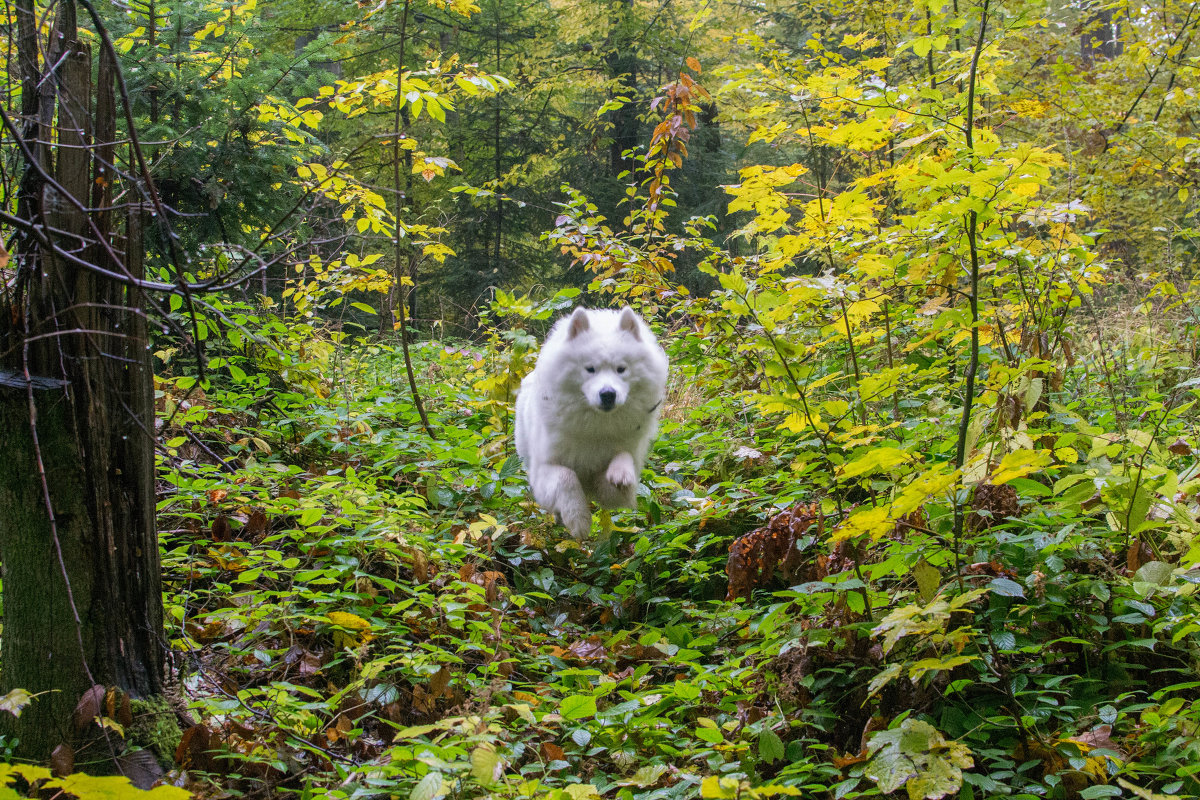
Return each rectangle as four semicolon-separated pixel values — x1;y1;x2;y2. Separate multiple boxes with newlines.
599;389;617;411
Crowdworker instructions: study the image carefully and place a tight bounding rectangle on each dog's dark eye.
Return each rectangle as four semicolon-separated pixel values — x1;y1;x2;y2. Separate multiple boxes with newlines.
616;366;626;374
586;366;596;373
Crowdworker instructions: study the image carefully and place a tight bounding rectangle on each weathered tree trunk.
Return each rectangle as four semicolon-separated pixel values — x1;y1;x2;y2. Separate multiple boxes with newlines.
0;0;165;762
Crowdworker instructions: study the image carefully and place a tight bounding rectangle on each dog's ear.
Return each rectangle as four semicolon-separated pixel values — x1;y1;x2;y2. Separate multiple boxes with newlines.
617;306;641;340
566;307;590;339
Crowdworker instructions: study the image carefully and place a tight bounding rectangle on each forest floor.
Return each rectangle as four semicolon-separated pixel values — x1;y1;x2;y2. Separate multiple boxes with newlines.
152;316;1200;800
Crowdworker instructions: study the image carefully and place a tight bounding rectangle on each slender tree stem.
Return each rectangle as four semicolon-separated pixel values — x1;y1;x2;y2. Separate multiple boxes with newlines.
951;0;990;584
392;0;433;436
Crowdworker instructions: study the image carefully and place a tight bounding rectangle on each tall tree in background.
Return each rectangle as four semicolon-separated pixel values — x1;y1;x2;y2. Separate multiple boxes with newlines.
0;0;166;760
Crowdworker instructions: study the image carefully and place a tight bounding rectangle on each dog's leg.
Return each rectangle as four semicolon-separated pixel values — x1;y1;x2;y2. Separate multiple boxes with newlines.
595;452;638;509
540;465;592;539
606;452;637;489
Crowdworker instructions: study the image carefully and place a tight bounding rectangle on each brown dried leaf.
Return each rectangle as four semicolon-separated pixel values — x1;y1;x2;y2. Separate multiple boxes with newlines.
541;742;565;761
1168;438;1193;456
50;743;74;776
175;724;216;772
120;693;132;727
567;638;607;663
410;549;430;584
244;509;268;539
1069;724;1120;753
73;684;105;733
211;515;232;543
726;502;822;601
428;666;451;699
117;749;163;790
1127;538;1153;573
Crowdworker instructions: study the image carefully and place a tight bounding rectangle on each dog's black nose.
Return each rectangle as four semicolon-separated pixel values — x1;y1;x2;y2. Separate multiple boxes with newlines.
599;389;617;410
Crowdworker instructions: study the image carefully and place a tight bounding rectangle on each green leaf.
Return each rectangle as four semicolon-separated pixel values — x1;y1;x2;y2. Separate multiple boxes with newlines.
865;719;972;800
470;743;498;785
45;775;191;800
564;786;601;800
913;561;941;603
560;695;597;720
1134;561;1174;586
759;728;786;762
394;723;439;738
1117;778;1183;800
410;771;444;800
988;577;1025;598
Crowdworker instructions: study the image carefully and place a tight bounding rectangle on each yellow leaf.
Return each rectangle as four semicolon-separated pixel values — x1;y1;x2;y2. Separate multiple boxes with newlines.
700;776;740;799
839;447;915;479
327;611;371;631
989;449;1052;485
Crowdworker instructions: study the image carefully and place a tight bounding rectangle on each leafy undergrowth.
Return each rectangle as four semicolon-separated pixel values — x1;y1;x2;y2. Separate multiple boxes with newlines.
143;289;1200;800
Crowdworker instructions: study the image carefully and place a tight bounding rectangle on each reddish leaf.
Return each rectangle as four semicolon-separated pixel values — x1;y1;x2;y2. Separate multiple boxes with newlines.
832;747;869;769
726;503;823;601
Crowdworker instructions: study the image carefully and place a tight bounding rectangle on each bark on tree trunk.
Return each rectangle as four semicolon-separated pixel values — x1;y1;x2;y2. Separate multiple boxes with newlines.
0;0;165;762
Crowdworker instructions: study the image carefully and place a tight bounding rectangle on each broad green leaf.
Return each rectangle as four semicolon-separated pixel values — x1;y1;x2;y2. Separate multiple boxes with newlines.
470;743;498;785
988;578;1025;598
410;771;444;800
560;695;597;720
913;561;941;602
865;720;972;800
759;728;785;762
46;775;191;800
867;663;903;699
1134;561;1173;586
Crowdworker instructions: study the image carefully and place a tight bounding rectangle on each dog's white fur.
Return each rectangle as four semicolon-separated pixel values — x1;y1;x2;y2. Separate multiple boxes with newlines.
515;307;669;539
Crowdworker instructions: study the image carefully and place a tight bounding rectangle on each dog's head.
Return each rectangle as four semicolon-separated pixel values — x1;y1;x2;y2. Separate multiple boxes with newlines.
564;306;645;412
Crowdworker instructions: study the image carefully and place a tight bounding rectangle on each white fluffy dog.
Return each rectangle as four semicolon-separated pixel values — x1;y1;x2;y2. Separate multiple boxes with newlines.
515;307;669;539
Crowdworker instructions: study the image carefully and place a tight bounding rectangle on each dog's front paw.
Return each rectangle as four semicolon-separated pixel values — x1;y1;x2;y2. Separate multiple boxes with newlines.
560;505;593;540
606;452;637;488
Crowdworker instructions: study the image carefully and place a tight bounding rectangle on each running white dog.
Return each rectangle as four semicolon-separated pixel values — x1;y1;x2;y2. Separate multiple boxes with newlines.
515;307;669;539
